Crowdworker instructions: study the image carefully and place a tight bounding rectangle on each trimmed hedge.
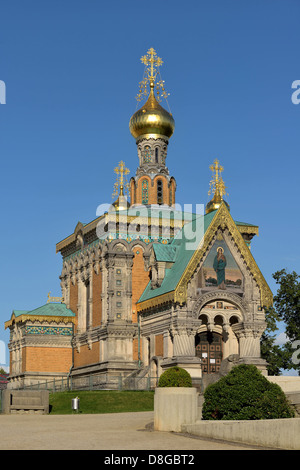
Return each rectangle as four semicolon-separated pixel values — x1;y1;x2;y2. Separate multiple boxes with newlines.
202;364;295;420
158;367;192;387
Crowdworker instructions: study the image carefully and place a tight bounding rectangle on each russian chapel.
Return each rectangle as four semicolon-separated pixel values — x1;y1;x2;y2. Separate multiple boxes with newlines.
5;48;273;389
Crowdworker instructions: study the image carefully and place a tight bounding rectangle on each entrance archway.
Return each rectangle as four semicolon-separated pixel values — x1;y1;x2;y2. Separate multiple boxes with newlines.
195;331;223;374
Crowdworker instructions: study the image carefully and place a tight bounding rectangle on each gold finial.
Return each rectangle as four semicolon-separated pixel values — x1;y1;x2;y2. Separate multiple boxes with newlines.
208;159;228;199
112;160;130;199
136;48;170;103
206;159;230;214
47;291;64;303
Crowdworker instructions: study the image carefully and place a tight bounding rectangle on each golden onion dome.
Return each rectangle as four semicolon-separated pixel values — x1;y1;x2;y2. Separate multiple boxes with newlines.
206;193;230;214
129;82;175;140
206;159;230;214
110;186;130;212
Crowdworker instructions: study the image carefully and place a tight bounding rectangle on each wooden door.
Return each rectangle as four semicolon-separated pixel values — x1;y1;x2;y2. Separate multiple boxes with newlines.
195;332;223;374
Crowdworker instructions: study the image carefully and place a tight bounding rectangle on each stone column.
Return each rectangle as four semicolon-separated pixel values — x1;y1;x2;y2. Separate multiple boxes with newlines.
87;265;93;329
161;319;202;379
172;327;195;357
232;321;268;373
76;271;85;332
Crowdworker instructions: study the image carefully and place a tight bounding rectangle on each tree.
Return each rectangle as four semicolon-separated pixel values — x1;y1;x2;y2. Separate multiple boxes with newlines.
202;364;294;420
261;269;300;376
273;269;300;375
260;306;286;375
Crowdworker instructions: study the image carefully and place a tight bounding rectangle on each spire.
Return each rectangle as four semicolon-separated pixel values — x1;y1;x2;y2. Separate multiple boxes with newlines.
136;47;170;104
111;161;130;211
129;49;176;208
129;47;175;141
206;159;230;214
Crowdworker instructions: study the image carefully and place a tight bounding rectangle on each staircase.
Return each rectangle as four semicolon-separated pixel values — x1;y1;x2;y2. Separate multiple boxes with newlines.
122;365;155;390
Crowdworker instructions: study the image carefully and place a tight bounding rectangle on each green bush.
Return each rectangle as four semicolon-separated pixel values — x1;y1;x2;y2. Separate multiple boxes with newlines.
202;364;295;420
158;367;192;387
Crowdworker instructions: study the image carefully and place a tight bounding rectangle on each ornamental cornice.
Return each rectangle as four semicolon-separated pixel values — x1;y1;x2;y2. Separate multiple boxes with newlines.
23;335;72;347
137;292;174;313
231;321;267;338
136;135;169;144
5;315;75;329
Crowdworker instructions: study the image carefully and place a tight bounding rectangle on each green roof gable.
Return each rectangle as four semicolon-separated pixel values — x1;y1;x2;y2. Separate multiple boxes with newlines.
6;303;75;328
138;210;217;303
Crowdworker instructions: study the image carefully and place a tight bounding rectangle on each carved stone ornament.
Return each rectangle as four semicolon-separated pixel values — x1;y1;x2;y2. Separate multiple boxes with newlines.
192;290;250;321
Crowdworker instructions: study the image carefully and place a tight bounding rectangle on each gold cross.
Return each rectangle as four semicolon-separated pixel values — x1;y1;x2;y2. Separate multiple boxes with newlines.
136;48;169;103
112;161;130;198
208;159;228;198
140;48;163;81
209;159;224;181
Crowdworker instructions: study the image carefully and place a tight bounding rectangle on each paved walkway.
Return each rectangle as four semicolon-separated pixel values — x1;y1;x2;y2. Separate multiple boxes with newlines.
0;411;267;450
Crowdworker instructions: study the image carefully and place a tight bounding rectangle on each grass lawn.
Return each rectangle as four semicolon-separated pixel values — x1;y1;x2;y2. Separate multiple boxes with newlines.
49;390;154;415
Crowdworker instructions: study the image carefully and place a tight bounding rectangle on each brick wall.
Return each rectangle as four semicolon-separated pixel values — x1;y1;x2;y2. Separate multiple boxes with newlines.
155;334;164;357
74;342;100;367
132;247;150;323
24;346;72;373
92;270;102;327
134;175;171;206
69;281;78;332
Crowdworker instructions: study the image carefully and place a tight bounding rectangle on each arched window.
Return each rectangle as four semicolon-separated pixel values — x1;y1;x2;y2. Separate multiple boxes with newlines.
143;145;151;163
169;185;173;206
157;179;163;204
155;147;159;163
142;179;148;204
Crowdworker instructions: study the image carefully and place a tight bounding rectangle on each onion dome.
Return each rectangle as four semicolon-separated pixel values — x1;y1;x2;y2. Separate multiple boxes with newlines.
206;192;230;214
206;159;230;214
111;185;130;212
110;161;130;212
129;81;175;140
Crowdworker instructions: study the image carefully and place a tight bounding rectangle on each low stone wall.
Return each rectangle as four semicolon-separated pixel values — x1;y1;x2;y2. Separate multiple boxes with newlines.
181;418;300;450
154;384;300;449
266;376;300;393
154;387;198;432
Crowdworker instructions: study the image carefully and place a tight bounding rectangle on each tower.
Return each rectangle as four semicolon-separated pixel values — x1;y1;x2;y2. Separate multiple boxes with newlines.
129;48;176;207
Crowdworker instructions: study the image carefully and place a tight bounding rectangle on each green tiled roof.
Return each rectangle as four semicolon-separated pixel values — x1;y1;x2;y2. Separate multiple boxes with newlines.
153;244;177;262
25;303;75;317
7;303;75;327
138;210;217;303
12;310;30;317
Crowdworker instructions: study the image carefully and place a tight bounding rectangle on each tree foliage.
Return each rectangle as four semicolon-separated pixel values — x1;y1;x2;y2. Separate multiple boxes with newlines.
158;367;192;387
261;269;300;375
202;364;294;420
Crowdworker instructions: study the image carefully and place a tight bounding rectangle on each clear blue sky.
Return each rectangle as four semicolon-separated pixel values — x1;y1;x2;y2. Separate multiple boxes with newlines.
1;0;299;369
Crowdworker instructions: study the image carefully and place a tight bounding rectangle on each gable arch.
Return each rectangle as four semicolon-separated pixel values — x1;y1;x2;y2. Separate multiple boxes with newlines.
108;239;130;252
192;290;248;322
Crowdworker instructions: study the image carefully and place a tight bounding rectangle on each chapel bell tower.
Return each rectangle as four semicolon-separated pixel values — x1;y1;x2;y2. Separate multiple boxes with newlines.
129;48;176;207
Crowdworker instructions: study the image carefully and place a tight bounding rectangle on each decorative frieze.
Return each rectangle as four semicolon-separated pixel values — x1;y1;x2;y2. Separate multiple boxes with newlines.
25;326;73;336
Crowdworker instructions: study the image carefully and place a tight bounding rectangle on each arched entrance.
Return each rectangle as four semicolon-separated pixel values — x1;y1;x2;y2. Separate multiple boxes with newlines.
195;331;223;374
